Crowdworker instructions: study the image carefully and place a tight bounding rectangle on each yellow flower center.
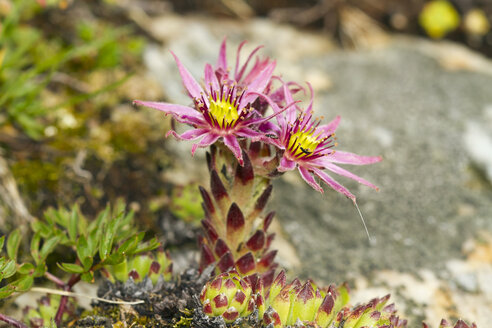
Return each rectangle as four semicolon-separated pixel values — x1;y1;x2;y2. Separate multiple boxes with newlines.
208;96;239;128
288;129;321;158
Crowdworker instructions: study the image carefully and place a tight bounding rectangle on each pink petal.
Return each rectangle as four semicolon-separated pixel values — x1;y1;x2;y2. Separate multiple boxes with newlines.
305;82;314;114
278;156;296;171
311;168;356;202
242;58;271;85
204;63;220;91
317;115;341;135
133;100;201;120
223;135;244;165
235;44;264;82
282;82;297;124
323;162;379;190
170;51;206;102
217;38;228;71
323;151;382;166
234;41;247;79
191;133;220;155
235;127;263;141
240;62;276;106
298;166;323;193
244;92;298;129
166;128;209;141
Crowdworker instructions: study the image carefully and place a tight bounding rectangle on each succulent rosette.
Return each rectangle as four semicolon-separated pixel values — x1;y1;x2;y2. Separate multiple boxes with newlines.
199;270;407;328
103;248;172;284
199;270;256;323
264;83;382;202
134;40;290;165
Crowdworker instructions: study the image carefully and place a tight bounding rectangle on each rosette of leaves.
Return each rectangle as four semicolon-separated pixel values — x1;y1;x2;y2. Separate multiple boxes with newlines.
199;270;407;328
23;294;75;328
0;201;160;327
199;270;257;323
198;146;277;285
103;248;172;284
261;271;406;328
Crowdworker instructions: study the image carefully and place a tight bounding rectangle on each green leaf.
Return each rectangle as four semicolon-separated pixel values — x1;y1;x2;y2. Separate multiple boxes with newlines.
101;252;124;266
132;237;160;255
31;232;41;264
58;262;85;274
33;263;46;277
87;229;99;257
13;275;33;292
0;235;4;249
116;232;143;256
81;256;93;271
0;259;16;280
80;271;94;283
39;235;61;262
0;284;16;299
17;263;34;275
77;235;88;257
7;228;21;261
88;205;110;233
99;214;121;261
31;220;53;238
76;236;92;270
68;205;79;242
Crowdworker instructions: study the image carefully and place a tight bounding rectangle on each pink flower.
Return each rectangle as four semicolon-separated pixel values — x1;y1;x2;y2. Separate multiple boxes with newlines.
215;39;274;91
266;84;382;202
134;41;284;165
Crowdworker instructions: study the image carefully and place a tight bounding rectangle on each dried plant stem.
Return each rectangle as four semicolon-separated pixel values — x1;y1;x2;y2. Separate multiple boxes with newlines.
0;313;28;328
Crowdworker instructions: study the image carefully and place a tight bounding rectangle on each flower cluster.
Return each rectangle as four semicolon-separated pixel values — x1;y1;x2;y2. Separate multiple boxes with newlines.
135;38;381;202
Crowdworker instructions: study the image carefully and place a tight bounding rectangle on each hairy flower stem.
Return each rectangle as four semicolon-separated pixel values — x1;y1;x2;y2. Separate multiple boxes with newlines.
0;313;28;328
54;273;81;326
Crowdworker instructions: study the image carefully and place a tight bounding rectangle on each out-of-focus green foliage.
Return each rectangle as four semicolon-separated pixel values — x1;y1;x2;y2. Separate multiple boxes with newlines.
0;200;160;301
1;0;158;216
0;0;143;139
169;184;204;224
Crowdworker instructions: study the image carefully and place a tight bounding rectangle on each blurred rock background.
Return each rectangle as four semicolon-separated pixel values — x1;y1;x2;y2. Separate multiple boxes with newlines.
1;0;492;327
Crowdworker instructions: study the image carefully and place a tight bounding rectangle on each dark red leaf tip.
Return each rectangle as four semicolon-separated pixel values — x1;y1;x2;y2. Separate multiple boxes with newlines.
255;184;273;211
227;203;245;233
214;238;231;258
199;186;215;214
235;149;254;184
210;170;228;201
246;230;266;252
217;252;235;272
236;252;256;275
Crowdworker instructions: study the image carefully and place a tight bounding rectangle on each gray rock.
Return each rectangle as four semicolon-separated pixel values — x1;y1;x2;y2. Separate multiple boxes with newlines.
271;39;492;285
